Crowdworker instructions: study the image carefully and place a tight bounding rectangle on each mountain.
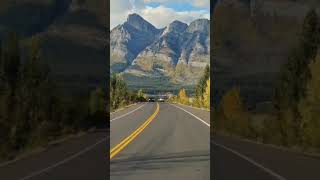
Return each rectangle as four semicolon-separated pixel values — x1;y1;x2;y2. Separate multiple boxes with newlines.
110;14;210;88
110;13;163;72
0;0;107;94
213;0;320;106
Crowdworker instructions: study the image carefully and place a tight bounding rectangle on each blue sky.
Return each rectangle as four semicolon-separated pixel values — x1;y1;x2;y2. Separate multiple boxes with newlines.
110;0;210;29
146;1;209;12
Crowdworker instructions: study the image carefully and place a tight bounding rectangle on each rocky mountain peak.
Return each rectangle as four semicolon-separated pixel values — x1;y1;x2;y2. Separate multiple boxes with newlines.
111;14;210;85
165;20;188;33
126;13;158;33
187;19;210;33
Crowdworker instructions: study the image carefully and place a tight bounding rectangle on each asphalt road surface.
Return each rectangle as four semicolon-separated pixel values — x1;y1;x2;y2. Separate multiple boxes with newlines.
111;102;320;180
0;130;107;180
110;102;210;180
2;102;320;180
212;135;320;180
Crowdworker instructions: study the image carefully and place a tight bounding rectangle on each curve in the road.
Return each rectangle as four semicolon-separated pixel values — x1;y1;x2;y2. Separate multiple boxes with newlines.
110;103;160;160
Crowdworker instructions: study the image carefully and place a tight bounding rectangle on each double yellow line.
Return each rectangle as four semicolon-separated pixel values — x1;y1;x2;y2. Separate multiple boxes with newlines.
110;103;160;160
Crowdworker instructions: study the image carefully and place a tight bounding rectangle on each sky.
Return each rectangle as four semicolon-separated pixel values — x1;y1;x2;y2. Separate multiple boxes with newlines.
110;0;210;29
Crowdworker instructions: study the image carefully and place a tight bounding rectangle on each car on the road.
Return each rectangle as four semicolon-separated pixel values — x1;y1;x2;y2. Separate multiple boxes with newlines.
157;97;165;102
148;97;155;102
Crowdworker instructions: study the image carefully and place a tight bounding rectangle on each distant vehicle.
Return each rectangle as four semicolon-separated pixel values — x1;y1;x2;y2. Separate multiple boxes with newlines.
148;97;155;102
157;97;165;102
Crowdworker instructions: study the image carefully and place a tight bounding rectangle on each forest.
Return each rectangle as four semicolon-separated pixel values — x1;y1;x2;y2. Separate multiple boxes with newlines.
0;33;106;160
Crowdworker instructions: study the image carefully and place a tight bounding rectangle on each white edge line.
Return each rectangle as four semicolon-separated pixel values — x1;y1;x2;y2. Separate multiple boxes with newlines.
110;103;146;122
171;103;286;180
110;103;137;115
174;102;210;112
212;142;287;180
171;104;210;127
18;138;106;180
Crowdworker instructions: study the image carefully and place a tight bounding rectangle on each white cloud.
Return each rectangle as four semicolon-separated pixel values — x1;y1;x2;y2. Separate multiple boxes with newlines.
143;0;187;3
139;6;209;28
192;0;210;8
110;0;210;29
143;0;209;8
110;0;133;29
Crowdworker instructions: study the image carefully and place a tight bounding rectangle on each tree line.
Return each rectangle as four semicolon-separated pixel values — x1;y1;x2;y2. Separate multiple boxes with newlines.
0;32;106;160
172;65;210;109
214;9;320;152
110;73;146;111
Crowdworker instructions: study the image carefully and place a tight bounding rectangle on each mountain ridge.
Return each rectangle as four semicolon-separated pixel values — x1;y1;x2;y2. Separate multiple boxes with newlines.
110;13;210;86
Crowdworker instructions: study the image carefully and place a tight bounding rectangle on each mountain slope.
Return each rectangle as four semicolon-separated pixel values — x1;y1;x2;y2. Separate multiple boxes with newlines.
110;14;210;87
110;13;163;72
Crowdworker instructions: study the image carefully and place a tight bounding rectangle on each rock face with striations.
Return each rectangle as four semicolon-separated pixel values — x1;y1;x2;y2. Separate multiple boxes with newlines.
110;13;163;72
110;13;210;85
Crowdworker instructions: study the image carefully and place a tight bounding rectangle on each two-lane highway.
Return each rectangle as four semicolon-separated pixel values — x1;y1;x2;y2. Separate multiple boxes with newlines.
111;102;320;180
110;102;210;180
2;101;319;180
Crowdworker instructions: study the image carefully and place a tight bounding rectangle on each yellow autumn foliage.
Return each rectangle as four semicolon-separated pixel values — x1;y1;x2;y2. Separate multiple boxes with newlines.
178;88;188;105
203;78;210;109
299;52;320;148
218;87;249;136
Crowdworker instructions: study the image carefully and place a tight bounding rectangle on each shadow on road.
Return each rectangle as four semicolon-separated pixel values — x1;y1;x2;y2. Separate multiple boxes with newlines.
110;150;209;176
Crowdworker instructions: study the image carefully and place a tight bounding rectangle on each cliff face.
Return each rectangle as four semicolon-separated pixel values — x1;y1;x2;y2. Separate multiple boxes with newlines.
213;0;320;105
111;14;210;86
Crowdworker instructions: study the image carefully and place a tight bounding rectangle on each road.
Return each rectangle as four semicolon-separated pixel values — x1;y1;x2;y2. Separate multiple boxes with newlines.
1;102;319;180
0;130;107;180
110;102;210;180
212;135;320;180
111;102;320;180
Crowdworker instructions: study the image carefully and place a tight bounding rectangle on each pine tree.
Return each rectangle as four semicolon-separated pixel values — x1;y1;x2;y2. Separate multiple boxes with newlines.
195;65;210;107
273;9;320;146
196;66;210;98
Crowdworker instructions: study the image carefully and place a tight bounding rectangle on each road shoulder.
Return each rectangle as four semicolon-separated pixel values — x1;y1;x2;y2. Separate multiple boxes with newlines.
212;134;320;180
0;130;107;180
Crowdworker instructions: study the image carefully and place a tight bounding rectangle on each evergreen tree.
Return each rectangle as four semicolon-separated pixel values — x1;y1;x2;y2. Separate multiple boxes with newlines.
195;65;210;106
137;89;146;102
110;73;129;110
273;9;320;146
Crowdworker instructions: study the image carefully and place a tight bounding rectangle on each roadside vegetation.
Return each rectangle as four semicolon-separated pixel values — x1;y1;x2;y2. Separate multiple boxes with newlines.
0;32;106;161
110;73;146;112
214;9;320;154
169;65;210;109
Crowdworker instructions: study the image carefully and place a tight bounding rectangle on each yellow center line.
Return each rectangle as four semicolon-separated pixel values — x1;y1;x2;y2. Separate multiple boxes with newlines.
110;103;160;160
